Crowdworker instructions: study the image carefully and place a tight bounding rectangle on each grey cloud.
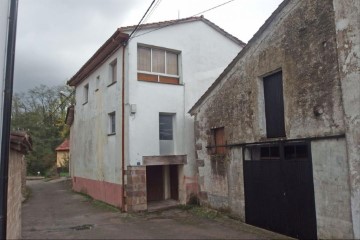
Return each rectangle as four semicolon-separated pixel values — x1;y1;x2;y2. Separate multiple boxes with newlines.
14;0;145;93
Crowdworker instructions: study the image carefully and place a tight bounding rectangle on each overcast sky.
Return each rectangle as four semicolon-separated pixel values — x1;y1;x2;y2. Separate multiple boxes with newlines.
14;0;283;93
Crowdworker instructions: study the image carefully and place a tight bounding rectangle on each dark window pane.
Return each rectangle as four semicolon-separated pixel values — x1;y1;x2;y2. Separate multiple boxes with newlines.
263;71;285;138
159;114;173;140
296;145;308;159
284;145;295;159
260;147;270;158
270;146;280;157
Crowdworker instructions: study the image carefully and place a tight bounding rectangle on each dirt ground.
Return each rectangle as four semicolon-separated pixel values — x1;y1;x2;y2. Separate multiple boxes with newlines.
22;178;290;239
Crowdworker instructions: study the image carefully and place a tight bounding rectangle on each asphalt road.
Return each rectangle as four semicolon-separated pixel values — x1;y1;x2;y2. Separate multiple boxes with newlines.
22;178;289;239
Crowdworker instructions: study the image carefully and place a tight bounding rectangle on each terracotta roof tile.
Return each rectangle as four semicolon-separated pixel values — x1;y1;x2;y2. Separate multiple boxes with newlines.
56;139;70;151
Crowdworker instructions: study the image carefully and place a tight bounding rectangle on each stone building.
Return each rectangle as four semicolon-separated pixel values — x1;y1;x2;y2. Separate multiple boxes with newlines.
189;0;359;239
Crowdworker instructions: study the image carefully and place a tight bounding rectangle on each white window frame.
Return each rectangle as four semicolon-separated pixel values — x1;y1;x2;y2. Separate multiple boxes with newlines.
137;45;180;80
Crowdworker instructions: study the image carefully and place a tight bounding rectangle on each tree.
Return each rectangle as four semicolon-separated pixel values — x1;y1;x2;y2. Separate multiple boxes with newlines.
11;84;74;176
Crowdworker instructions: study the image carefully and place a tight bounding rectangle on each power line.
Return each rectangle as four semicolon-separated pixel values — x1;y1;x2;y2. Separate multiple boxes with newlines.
130;0;236;39
192;0;235;16
137;0;162;31
128;0;156;39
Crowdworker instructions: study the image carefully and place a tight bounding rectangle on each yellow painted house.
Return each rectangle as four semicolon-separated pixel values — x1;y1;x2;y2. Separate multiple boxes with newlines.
55;139;69;170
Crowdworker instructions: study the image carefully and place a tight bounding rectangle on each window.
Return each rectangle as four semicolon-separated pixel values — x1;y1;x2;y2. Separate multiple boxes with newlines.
159;113;175;155
263;71;285;138
211;127;225;154
159;114;173;140
83;84;89;104
109;59;117;85
108;112;116;134
137;46;179;85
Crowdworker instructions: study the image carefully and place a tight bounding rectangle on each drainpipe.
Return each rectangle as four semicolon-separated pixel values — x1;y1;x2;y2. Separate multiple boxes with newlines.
121;41;127;212
0;0;18;238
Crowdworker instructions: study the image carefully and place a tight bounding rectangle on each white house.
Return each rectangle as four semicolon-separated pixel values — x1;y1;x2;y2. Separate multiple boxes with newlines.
67;16;244;211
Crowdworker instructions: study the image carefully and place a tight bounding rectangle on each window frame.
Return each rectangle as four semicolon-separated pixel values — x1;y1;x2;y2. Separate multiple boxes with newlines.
137;45;180;85
108;59;117;87
210;127;226;155
108;112;116;135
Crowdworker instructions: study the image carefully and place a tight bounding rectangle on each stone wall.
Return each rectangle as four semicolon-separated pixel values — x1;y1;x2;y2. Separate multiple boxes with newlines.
7;150;23;239
333;1;360;238
126;166;147;212
192;0;357;238
7;132;31;239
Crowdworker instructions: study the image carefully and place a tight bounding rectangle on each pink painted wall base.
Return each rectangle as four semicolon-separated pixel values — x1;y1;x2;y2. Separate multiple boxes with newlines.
72;176;123;208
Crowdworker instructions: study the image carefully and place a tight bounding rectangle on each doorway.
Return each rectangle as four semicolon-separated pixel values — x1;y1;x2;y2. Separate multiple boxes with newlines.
146;165;179;203
243;141;317;239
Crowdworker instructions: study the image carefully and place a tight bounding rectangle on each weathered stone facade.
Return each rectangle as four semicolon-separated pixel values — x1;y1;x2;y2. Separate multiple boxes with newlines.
190;0;359;238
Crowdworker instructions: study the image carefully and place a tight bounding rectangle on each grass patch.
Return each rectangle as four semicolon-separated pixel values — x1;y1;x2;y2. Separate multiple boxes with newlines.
177;204;221;219
60;172;69;177
91;199;120;212
74;191;120;212
189;206;220;219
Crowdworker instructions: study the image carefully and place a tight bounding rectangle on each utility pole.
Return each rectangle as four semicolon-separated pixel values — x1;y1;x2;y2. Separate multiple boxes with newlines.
0;0;19;238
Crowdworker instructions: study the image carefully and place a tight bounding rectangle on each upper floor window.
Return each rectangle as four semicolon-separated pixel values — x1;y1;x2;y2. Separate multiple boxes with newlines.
137;46;179;85
263;71;285;138
211;127;225;155
109;59;117;86
83;83;89;104
108;112;116;135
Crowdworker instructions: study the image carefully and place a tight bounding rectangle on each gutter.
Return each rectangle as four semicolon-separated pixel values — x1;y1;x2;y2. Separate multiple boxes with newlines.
121;41;127;212
0;0;18;238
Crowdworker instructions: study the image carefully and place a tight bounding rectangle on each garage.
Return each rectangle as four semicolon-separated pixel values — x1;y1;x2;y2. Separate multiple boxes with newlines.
243;141;317;239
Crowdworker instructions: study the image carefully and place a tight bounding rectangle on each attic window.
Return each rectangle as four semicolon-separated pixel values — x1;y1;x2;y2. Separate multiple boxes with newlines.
137;46;179;85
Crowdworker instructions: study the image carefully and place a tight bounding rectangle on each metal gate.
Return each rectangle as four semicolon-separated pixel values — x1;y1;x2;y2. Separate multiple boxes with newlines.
243;141;317;239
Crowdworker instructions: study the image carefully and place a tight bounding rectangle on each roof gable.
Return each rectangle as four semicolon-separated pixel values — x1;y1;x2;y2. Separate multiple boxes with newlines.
67;16;245;87
121;16;245;47
189;0;289;115
56;139;70;151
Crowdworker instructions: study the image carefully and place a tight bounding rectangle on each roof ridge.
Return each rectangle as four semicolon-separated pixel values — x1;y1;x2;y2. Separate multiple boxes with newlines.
119;16;202;31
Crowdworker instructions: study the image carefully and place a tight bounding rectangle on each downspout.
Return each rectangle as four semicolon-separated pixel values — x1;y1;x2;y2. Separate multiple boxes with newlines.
0;0;18;238
121;41;127;212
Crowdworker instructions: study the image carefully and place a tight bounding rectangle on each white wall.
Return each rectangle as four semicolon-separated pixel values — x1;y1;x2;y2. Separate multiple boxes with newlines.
0;0;11;160
72;47;124;184
71;19;242;189
125;21;242;174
